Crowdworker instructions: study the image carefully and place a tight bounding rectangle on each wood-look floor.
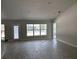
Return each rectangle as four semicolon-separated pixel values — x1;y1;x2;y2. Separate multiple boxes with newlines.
2;39;77;59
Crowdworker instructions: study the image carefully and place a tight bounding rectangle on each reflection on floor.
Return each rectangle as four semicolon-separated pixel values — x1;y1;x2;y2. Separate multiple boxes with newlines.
2;39;77;59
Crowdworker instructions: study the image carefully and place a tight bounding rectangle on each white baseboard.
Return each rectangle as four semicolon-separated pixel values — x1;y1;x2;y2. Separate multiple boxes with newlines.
57;39;77;48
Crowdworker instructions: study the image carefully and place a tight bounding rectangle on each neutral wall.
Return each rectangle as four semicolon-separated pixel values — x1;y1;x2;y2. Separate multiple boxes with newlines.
2;20;53;41
56;4;77;47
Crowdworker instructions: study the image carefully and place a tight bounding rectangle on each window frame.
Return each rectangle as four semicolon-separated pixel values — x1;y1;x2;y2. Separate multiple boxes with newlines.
40;24;47;36
34;24;40;36
27;24;34;36
26;24;47;37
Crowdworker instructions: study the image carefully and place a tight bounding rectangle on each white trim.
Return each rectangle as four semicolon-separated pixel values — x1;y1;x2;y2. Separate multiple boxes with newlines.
57;39;77;48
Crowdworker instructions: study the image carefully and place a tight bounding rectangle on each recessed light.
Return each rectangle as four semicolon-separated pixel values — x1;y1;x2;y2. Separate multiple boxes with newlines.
58;11;61;14
48;2;52;4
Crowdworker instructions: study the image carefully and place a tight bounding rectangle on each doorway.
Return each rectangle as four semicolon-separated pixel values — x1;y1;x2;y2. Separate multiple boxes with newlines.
1;24;5;41
13;25;19;39
53;23;56;39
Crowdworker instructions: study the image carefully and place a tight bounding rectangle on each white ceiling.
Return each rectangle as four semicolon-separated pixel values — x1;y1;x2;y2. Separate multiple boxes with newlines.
2;0;76;20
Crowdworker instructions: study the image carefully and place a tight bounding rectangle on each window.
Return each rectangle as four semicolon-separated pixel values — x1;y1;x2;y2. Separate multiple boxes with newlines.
27;24;33;36
41;24;47;35
1;24;5;40
26;24;47;36
13;25;19;39
34;24;40;36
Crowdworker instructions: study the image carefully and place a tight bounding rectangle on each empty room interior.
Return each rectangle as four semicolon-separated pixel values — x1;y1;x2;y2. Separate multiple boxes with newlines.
1;0;77;59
